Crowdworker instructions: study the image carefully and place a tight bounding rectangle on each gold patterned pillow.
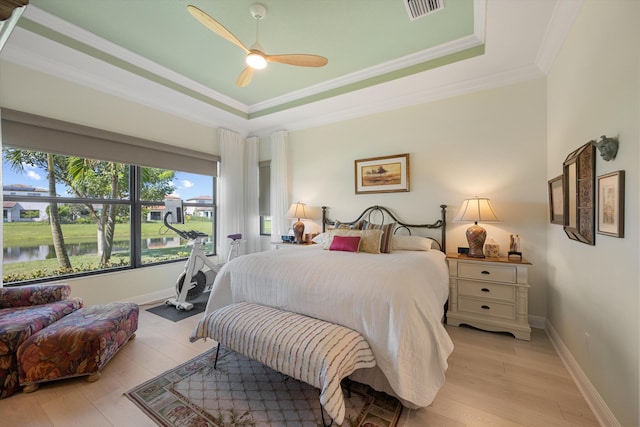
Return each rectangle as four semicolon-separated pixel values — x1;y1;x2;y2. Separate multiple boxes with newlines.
362;220;396;253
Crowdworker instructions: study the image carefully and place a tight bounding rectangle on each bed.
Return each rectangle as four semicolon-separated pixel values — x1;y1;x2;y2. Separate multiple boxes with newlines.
190;205;454;409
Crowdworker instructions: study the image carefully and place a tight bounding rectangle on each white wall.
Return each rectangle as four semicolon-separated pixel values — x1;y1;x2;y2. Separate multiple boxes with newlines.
546;1;639;425
281;78;549;318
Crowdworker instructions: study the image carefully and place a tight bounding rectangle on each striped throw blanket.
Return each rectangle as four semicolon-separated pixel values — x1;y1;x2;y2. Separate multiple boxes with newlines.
202;302;377;424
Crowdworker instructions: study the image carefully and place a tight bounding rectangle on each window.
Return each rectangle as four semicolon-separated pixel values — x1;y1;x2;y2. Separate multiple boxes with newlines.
1;109;219;285
139;169;215;265
2;152;216;284
259;160;271;235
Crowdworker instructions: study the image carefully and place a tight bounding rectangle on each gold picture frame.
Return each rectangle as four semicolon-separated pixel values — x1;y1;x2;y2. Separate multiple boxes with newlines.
354;153;409;194
548;175;564;224
597;170;625;238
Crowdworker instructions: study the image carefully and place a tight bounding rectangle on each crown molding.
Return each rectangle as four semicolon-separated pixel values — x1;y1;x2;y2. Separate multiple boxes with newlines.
249;34;483;115
250;0;487;114
2;0;572;137
0;26;250;133
535;0;584;73
21;5;249;114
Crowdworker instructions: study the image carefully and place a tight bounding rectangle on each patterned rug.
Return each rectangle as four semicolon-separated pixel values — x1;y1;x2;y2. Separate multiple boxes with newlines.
125;347;403;427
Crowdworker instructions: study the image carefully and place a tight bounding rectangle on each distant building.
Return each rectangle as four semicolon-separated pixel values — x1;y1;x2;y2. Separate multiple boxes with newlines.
2;184;49;222
186;195;213;218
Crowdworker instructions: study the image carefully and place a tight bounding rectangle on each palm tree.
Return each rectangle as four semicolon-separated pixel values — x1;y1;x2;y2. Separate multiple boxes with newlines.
46;153;72;269
67;158;124;265
3;149;72;269
66;159;174;265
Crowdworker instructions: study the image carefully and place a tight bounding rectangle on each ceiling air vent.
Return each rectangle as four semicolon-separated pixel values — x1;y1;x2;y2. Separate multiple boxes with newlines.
404;0;444;21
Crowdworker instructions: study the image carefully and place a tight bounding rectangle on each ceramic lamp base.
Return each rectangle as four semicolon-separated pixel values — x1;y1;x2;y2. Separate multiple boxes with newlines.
466;223;486;258
293;221;305;244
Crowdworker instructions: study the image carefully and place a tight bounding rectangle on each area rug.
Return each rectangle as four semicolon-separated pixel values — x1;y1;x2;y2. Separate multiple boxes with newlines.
125;347;403;427
146;291;210;322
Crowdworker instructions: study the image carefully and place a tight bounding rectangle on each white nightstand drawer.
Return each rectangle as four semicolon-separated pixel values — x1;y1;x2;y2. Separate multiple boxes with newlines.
458;297;516;320
458;263;516;283
458;280;516;302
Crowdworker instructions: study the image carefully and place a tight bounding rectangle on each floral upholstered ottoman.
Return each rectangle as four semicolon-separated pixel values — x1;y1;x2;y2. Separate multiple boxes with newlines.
17;301;138;392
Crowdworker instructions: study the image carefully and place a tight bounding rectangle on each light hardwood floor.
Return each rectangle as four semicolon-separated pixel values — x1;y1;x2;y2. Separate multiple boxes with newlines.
0;305;599;427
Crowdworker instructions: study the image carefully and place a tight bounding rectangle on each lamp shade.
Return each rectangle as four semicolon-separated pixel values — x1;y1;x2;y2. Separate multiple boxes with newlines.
287;202;309;221
453;197;501;223
454;197;501;258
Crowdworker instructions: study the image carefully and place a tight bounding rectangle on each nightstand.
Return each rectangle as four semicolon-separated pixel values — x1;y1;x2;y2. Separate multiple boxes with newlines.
446;253;531;340
271;241;315;250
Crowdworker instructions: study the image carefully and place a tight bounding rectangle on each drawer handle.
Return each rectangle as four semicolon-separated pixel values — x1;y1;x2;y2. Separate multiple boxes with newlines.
481;288;490;292
481;305;490;310
481;270;490;275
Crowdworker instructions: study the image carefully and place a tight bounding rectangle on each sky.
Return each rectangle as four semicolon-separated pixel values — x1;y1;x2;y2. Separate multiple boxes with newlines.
2;159;213;201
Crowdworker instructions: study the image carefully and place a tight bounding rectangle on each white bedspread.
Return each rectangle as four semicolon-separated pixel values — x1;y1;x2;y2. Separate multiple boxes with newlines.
190;245;454;408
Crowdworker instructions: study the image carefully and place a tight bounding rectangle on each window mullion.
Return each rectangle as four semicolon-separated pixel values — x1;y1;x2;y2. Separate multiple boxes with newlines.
130;165;142;268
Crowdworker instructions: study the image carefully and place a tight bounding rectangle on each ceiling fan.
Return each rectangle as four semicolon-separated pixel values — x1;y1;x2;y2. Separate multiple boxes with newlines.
187;3;328;88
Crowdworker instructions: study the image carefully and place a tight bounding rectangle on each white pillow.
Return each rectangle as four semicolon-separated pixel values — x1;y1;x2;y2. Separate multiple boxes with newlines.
391;235;434;251
312;232;330;245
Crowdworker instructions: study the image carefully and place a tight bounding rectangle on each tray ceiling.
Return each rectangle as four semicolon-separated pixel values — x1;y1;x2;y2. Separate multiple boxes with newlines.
0;0;579;134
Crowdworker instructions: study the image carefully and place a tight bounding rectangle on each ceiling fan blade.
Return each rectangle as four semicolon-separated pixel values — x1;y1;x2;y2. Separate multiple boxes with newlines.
187;5;250;54
266;54;328;67
236;67;254;87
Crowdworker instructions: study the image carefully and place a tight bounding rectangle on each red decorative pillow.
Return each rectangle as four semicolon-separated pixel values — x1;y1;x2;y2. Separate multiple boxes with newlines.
329;235;361;252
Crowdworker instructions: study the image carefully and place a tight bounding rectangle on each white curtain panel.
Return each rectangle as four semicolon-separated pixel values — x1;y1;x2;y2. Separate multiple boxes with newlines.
270;131;289;242
244;137;260;254
218;128;245;260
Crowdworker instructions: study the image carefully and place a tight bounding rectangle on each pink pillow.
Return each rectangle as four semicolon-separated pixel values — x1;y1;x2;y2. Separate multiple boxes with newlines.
329;235;361;252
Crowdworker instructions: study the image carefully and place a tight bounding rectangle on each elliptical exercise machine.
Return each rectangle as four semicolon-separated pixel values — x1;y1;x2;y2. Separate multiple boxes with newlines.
162;208;242;311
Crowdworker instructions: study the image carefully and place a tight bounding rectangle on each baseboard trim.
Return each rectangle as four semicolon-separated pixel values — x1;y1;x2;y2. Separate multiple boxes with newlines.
528;314;545;330
545;321;620;427
123;288;174;307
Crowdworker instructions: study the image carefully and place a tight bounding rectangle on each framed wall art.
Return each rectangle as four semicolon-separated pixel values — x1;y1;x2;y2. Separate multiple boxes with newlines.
354;153;409;194
597;170;625;238
548;175;564;225
563;142;595;245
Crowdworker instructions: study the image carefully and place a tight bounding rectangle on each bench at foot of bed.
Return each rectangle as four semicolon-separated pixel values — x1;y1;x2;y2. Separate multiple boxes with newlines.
203;301;376;426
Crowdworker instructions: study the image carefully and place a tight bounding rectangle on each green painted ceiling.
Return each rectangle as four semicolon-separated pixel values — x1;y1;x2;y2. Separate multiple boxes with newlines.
23;0;480;117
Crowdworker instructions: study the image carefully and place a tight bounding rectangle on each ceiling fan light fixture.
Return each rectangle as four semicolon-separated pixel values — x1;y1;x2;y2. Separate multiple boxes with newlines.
246;51;267;69
187;3;327;87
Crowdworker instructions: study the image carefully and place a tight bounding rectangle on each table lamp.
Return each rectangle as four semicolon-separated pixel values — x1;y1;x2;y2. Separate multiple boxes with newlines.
287;202;309;244
454;197;501;258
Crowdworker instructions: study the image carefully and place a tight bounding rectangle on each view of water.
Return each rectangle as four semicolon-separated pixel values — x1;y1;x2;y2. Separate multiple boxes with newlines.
3;236;184;263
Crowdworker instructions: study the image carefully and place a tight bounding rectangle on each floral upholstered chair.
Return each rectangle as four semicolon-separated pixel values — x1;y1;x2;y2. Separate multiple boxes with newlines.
0;284;83;398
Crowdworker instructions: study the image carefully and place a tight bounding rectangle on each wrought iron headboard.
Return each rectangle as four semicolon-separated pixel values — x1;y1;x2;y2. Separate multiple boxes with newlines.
321;205;447;252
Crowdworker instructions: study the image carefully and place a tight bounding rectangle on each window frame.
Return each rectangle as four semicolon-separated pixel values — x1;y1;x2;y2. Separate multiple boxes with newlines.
259;160;271;236
3;162;217;285
2;156;217;287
